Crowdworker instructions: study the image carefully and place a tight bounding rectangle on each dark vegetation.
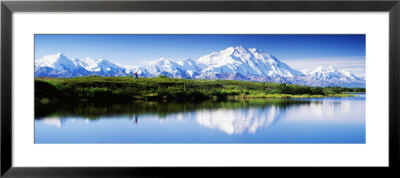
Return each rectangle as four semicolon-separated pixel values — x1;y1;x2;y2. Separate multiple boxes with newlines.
35;99;310;119
35;76;365;103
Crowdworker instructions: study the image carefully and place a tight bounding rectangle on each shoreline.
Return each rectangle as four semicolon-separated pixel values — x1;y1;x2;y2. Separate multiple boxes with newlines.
35;76;364;104
36;92;358;105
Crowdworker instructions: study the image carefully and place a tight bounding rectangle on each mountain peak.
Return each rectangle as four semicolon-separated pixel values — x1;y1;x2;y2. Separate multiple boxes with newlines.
178;58;196;64
224;46;249;54
197;46;303;78
55;52;68;58
35;52;76;71
298;65;365;87
233;45;247;50
233;46;250;53
145;57;173;65
314;65;335;72
307;65;360;78
37;53;69;62
317;65;333;69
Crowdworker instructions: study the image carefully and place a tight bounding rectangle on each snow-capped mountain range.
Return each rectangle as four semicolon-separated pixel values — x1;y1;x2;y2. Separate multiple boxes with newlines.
34;46;366;87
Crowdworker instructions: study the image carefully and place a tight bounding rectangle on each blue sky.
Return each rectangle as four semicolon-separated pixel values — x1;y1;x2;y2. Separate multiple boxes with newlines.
35;34;365;75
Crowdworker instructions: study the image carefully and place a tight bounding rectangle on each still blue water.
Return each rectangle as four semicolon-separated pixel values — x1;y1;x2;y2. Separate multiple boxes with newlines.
34;94;365;143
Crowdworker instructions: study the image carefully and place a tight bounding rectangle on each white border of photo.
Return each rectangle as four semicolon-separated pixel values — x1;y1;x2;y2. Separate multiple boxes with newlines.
12;12;388;167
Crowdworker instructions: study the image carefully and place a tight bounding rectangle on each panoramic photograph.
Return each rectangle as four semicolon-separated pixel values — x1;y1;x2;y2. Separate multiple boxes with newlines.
34;34;366;143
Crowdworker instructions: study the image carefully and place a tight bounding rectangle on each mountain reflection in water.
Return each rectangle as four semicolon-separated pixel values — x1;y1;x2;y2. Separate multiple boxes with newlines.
35;95;365;143
36;99;304;134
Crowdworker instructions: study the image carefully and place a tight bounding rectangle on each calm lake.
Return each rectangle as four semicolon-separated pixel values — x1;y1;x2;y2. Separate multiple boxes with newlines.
34;94;365;143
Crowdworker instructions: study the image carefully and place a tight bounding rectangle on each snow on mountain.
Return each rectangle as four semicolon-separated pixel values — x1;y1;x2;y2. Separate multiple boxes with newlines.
79;57;127;76
35;53;87;78
177;58;202;78
197;46;303;78
35;52;76;71
35;53;128;77
304;65;364;81
34;48;365;87
117;64;140;75
291;66;366;87
140;58;191;78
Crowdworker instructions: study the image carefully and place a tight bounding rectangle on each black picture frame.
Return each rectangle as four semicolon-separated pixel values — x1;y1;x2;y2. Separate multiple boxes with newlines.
1;0;399;177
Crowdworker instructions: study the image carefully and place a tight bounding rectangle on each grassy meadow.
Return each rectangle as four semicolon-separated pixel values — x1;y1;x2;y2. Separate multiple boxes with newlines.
35;76;365;103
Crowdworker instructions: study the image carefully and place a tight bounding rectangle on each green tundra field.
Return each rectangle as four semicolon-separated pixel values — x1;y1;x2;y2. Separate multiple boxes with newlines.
35;76;365;103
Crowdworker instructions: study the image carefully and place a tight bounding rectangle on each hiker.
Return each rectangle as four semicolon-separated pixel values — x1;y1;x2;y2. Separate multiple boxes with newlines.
134;71;138;79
